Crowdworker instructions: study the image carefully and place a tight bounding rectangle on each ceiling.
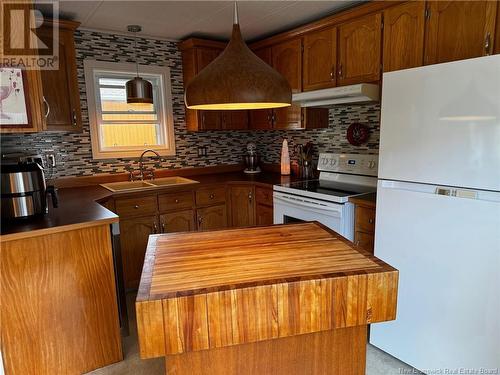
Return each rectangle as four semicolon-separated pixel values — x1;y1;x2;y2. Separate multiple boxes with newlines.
35;1;361;42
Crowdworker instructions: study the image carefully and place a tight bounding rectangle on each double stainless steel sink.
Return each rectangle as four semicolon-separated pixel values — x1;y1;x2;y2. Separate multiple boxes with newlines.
100;176;199;192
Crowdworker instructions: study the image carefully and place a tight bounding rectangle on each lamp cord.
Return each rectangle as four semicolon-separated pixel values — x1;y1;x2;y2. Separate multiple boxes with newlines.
134;35;139;77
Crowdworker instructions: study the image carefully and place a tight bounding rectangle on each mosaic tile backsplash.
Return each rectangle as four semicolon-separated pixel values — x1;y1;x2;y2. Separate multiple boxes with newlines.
0;29;380;179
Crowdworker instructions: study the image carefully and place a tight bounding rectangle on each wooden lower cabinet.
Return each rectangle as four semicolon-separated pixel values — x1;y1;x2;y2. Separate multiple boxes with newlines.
1;225;123;374
354;231;374;252
230;184;256;227
120;215;159;289
353;204;376;254
160;210;195;233
255;186;274;226
196;204;228;231
256;203;273;226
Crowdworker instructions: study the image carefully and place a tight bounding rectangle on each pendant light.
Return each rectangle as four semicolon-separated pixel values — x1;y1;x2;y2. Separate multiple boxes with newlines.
126;25;153;105
184;3;291;110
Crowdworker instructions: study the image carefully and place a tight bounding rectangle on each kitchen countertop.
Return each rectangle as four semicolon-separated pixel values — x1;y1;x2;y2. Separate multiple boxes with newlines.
136;222;398;360
348;192;377;208
1;169;295;241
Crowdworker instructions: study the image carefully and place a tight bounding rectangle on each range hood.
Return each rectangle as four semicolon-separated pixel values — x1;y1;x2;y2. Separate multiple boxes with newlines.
292;83;379;108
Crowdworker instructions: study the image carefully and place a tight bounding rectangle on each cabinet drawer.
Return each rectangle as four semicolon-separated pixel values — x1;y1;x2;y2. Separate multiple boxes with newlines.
159;191;194;212
355;231;374;253
255;186;273;206
196;186;226;206
115;195;158;217
355;206;376;233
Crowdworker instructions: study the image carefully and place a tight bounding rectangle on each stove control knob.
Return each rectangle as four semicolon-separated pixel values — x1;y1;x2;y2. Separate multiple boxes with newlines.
368;161;376;169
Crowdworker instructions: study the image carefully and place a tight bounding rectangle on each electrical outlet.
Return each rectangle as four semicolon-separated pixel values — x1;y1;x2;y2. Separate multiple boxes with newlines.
197;146;208;157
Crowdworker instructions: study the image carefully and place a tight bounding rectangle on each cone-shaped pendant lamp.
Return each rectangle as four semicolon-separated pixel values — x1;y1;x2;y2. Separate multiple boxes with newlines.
126;25;154;105
184;3;291;110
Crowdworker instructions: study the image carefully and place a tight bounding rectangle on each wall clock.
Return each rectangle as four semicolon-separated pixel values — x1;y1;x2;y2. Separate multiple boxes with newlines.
346;122;370;146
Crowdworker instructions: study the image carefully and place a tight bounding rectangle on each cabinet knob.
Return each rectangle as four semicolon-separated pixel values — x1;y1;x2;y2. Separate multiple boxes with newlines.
198;216;203;227
209;193;215;199
330;65;335;80
161;221;166;233
134;205;139;209
368;218;374;224
338;64;343;79
152;222;158;234
248;192;253;203
175;199;179;203
72;109;77;126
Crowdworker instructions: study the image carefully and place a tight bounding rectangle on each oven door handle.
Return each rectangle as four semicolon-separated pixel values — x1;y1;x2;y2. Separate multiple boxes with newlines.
274;194;343;215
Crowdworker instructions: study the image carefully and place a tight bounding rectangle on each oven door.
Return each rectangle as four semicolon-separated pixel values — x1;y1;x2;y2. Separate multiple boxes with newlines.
273;191;354;241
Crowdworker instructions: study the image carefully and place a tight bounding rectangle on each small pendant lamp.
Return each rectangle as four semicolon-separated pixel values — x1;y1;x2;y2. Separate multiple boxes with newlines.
126;25;153;105
184;3;291;110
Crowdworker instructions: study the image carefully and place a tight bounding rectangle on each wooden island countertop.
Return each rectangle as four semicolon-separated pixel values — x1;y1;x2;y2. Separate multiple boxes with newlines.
136;222;398;375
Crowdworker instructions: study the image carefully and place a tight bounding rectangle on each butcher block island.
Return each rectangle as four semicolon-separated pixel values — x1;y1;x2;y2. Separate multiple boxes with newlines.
136;222;398;375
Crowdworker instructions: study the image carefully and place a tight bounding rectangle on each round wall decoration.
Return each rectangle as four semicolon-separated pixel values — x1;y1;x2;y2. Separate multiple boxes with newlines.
346;122;370;146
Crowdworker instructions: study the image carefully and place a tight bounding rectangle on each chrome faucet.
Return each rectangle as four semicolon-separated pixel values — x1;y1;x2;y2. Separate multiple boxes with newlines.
130;149;162;181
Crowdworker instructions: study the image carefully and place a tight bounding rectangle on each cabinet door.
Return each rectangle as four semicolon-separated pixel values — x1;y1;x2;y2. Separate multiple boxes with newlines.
303;27;337;90
256;204;273;226
355;231;374;254
249;109;273;130
424;1;498;64
196;47;222;70
273;106;302;130
496;7;500;54
199;111;221;130
272;38;302;91
222;110;249;130
196;204;227;231
38;26;82;131
0;68;44;133
120;215;159;289
253;47;272;66
338;13;382;85
160;210;195;233
229;185;256;227
383;2;425;72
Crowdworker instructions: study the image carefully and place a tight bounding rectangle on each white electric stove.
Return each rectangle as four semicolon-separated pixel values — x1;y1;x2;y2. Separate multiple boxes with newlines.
273;153;378;241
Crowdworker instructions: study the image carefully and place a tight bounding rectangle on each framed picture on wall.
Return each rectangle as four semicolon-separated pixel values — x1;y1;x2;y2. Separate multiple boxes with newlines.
0;66;32;127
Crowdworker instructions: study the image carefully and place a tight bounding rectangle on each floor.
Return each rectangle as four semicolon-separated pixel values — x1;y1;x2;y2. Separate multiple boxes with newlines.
87;294;419;375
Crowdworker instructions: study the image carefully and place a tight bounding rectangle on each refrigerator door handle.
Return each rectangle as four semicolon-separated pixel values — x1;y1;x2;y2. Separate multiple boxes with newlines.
436;187;478;199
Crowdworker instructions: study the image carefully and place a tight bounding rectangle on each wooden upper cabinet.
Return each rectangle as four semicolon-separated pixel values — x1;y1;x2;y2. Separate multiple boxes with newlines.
271;38;303;129
223;110;249;130
383;2;425;72
179;39;226;131
337;13;382;86
253;47;272;66
424;1;498;65
496;4;500;54
37;20;82;131
272;38;302;92
303;27;337;91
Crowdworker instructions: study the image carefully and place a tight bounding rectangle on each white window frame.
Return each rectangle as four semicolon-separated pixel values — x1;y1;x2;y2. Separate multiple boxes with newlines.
83;60;176;159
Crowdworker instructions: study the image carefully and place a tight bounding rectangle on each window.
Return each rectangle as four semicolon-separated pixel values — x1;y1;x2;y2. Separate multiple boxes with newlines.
84;60;175;159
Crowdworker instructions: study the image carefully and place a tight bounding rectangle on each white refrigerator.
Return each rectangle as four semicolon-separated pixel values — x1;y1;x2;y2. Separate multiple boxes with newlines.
370;55;500;373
